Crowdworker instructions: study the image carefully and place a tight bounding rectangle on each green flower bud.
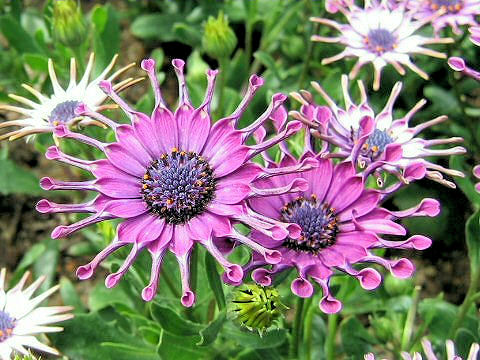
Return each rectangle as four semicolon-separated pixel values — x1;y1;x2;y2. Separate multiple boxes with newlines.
53;0;87;48
370;316;394;343
202;11;237;60
384;273;414;296
228;284;287;335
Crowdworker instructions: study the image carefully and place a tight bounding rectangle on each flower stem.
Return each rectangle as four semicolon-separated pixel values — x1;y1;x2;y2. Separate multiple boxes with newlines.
448;268;480;339
401;285;421;351
216;57;229;118
298;0;317;88
289;297;306;359
304;297;315;360
325;313;339;360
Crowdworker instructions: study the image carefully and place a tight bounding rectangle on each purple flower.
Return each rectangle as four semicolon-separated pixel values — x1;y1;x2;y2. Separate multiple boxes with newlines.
448;26;480;81
310;1;453;90
290;75;466;188
473;164;480;192
405;0;480;35
365;338;480;360
232;110;438;313
36;59;311;307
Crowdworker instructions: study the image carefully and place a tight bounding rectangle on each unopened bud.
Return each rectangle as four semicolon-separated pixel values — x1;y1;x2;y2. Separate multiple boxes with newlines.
53;0;87;47
228;284;287;335
202;11;237;60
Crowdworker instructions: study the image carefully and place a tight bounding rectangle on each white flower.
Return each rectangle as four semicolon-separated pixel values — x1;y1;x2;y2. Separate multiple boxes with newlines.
0;269;73;359
0;53;139;141
310;0;453;90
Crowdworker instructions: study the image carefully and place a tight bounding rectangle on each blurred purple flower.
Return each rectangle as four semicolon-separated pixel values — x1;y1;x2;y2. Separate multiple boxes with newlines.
448;26;480;81
230;109;438;314
36;59;311;307
405;0;480;35
291;75;466;188
310;1;453;90
365;338;480;360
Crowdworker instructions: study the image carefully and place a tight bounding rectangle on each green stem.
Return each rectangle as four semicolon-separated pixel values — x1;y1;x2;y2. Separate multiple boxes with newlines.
325;313;339;360
298;0;317;88
448;269;480;339
216;57;229;118
401;285;421;351
71;46;85;73
289;297;306;359
245;22;253;63
304;297;316;360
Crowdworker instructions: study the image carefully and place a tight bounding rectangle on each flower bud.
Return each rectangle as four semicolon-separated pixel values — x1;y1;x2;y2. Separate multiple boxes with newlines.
228;284;287;334
384;273;414;296
202;11;237;60
370;316;394;343
53;0;87;48
14;353;39;360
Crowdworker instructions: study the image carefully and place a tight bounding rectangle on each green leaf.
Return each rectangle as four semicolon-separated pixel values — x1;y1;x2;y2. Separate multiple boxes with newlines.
222;324;287;349
131;13;184;41
50;312;159;360
157;332;212;359
466;210;480;276
88;282;136;312
23;53;48;72
150;303;202;337
92;4;120;75
197;311;227;346
60;276;87;313
0;15;42;54
423;85;461;117
340;316;377;356
418;297;458;339
13;243;46;276
33;237;59;292
0;158;43;196
204;252;226;310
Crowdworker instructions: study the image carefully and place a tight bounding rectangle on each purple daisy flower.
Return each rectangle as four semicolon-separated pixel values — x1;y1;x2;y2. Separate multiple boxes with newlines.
310;1;453;90
448;26;480;81
36;59;312;307
405;0;480;35
290;75;466;188
230;109;438;314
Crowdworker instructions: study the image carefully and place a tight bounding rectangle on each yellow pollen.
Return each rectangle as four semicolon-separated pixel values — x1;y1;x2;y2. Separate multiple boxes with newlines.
371;145;379;153
171;147;178;153
180;151;186;156
166;199;174;205
142;184;148;189
53;120;59;126
143;174;150;180
362;143;369;150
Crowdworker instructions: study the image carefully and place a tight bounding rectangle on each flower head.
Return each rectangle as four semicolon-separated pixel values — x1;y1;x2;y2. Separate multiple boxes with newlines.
0;269;73;360
233;110;438;313
291;75;466;188
0;53;138;141
311;1;453;90
448;26;480;81
53;0;87;47
406;0;480;35
202;11;238;60
36;59;310;307
365;338;480;360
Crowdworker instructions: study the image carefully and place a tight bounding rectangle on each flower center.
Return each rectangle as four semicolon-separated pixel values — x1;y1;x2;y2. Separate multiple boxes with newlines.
0;310;15;342
429;0;463;12
280;195;338;254
360;128;394;160
141;148;216;225
49;100;80;126
365;29;397;55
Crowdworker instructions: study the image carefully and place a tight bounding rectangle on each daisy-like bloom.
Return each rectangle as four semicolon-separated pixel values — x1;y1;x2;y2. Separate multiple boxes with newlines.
325;0;353;13
231;107;438;314
0;53;140;141
310;1;454;90
406;0;480;35
0;269;73;360
36;58;312;307
365;338;480;360
290;75;466;188
448;27;480;81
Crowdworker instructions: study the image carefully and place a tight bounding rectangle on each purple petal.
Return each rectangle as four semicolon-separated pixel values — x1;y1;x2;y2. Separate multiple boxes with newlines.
104;143;146;177
215;182;251;204
96;177;141;199
153;107;178;153
104;198;148;218
291;277;314;298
